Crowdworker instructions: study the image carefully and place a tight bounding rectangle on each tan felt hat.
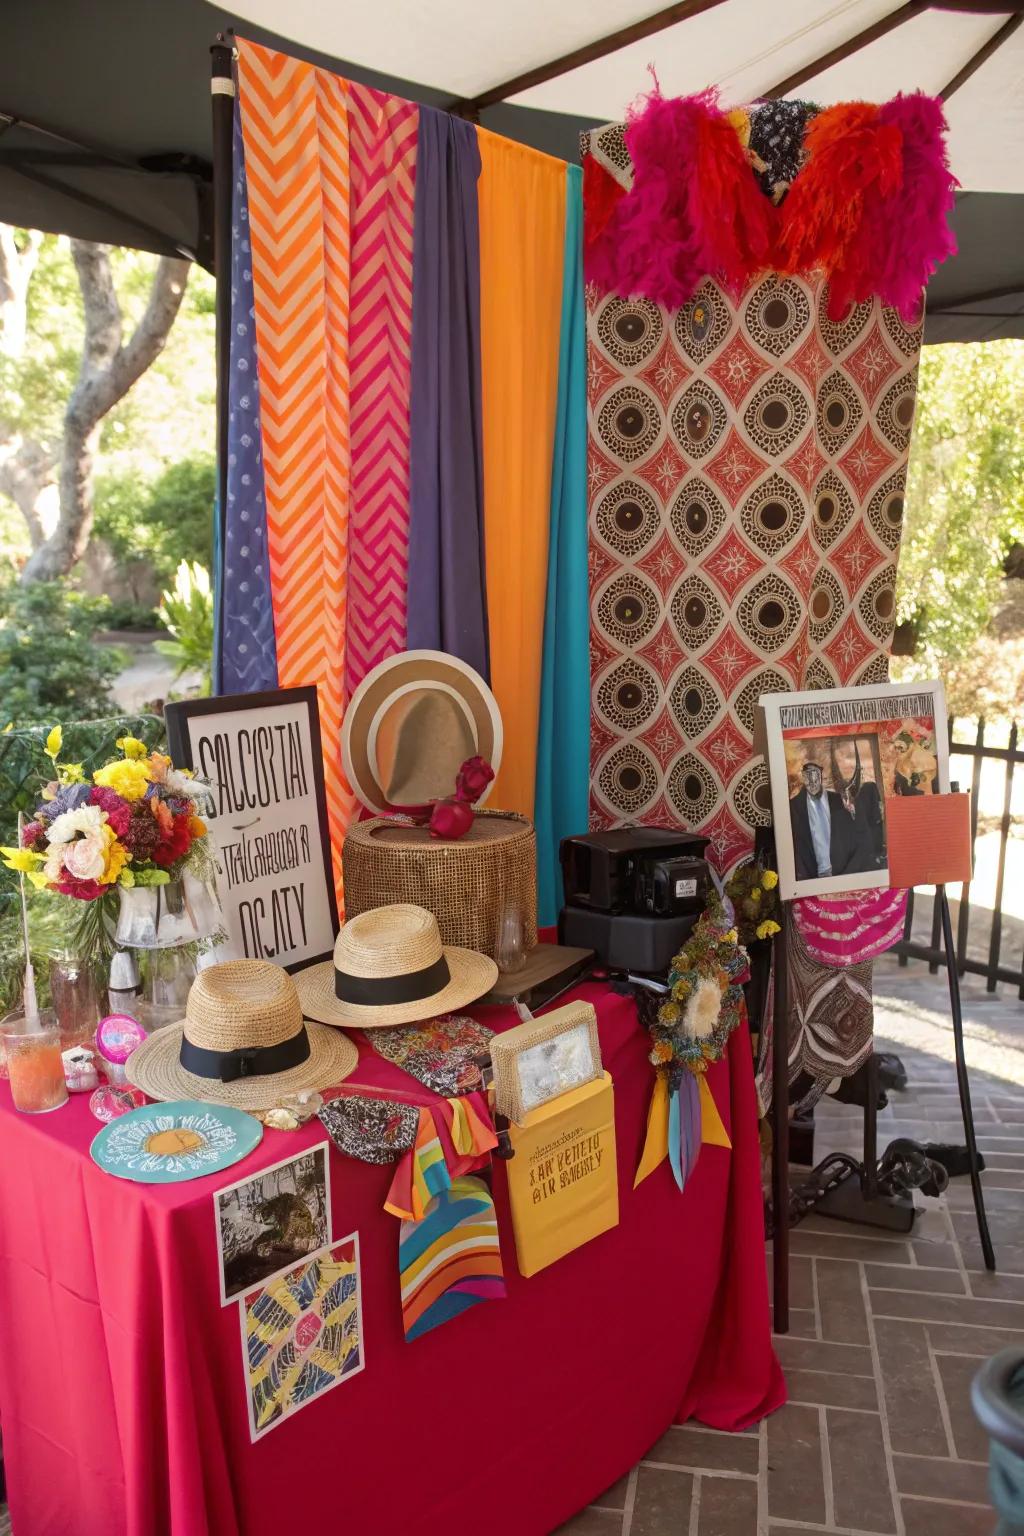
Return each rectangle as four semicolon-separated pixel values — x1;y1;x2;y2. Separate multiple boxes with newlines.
127;959;358;1110
341;649;503;815
294;903;498;1029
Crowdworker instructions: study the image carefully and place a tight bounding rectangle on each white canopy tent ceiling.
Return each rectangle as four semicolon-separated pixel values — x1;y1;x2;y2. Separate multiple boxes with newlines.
223;0;1024;195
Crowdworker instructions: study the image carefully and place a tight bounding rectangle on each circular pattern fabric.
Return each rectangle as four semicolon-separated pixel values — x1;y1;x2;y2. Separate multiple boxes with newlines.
596;297;664;368
736;573;801;653
583;229;922;864
671;380;728;459
595;571;661;646
743;278;811;358
670;478;727;556
740;473;805;556
594;478;661;558
597;742;658;815
596;383;662;463
674;282;730;364
596;656;660;732
670;574;724;649
743;373;810;457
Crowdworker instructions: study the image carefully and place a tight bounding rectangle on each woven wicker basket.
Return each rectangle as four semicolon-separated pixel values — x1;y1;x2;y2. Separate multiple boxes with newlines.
342;810;536;961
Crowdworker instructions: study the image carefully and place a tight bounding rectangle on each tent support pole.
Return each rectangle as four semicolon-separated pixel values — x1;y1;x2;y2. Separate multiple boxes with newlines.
210;36;234;696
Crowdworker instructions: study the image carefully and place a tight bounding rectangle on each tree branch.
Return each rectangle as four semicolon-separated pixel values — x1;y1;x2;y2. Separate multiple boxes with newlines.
20;246;190;582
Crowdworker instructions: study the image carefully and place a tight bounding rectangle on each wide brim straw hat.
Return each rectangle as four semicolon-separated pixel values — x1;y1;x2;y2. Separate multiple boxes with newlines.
341;649;503;815
294;902;498;1029
128;959;358;1111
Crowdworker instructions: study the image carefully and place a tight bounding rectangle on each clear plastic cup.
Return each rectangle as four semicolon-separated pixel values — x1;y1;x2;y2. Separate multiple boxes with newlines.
3;1013;69;1113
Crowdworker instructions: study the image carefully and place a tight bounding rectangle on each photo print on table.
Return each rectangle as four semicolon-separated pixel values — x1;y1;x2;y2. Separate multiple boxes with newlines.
241;1234;364;1441
760;679;948;900
214;1141;332;1305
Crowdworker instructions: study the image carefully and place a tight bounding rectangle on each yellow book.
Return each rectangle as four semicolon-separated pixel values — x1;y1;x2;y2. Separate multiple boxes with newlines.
505;1072;618;1277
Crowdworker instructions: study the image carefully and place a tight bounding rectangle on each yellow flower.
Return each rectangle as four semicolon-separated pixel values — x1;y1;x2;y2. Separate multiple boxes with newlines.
724;928;738;945
59;762;86;784
116;736;148;760
659;1001;682;1025
99;828;130;886
756;919;781;941
44;724;62;760
651;1040;674;1065
751;887;762;900
118;866;135;888
189;815;207;838
761;870;779;890
93;758;152;801
0;846;43;874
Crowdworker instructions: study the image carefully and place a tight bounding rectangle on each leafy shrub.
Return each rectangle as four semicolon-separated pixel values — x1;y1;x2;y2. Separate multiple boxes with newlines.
156;560;213;696
92;454;215;592
0;577;125;726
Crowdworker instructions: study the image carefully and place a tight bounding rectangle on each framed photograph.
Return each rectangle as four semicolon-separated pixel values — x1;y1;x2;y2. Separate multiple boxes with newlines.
491;1001;602;1123
165;686;339;971
214;1141;332;1305
240;1233;364;1441
760;680;949;901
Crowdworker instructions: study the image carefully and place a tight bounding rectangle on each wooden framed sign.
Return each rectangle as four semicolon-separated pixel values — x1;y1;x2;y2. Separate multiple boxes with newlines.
165;687;339;971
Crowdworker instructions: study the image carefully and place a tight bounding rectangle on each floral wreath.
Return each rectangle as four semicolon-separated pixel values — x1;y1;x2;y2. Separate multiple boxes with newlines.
647;890;751;1092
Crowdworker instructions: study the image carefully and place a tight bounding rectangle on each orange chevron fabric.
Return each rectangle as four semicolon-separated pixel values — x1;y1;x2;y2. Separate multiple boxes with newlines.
478;132;567;818
236;38;354;898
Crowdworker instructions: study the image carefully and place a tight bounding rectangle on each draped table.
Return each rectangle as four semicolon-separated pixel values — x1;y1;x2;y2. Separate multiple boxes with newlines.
0;982;783;1536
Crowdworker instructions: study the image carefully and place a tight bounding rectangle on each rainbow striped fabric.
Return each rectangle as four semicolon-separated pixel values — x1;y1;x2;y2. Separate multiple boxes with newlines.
225;37;588;912
398;1174;506;1342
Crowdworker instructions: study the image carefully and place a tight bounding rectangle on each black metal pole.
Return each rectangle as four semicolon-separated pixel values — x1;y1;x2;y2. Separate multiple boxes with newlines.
772;906;790;1333
210;35;234;696
939;885;996;1271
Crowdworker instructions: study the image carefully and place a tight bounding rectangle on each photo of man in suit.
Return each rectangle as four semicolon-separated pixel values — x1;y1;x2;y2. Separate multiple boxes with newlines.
789;736;889;884
790;760;852;881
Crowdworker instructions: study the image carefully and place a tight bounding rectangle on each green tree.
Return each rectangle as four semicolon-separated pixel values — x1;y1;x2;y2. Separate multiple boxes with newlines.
93;454;215;596
897;341;1024;682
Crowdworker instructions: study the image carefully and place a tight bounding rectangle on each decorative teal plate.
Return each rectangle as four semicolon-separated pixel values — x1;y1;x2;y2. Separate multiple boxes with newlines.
90;1099;264;1184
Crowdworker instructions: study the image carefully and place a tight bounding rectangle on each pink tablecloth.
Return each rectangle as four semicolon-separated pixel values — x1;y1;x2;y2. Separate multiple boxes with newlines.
0;983;783;1536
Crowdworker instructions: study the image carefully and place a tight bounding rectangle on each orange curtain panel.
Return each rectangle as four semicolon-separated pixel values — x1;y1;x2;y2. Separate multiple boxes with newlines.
477;132;566;819
236;39;353;898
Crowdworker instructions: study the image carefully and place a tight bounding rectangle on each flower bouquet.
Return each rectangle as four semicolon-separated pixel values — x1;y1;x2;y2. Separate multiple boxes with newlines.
723;860;780;947
634;892;750;1194
1;728;222;963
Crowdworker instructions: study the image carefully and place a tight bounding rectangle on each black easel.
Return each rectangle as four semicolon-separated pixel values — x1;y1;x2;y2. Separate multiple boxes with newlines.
772;882;995;1335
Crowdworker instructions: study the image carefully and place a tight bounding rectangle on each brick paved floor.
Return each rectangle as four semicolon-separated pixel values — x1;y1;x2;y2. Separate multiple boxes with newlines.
560;957;1024;1536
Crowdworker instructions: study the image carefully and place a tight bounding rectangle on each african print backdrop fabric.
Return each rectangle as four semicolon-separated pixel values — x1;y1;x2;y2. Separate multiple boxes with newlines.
584;130;924;874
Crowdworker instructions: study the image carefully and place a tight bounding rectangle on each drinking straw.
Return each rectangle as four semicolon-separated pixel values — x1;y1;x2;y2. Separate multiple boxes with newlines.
15;813;39;1027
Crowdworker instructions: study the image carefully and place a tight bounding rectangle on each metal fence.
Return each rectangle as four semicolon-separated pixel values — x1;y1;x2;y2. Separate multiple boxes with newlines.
895;718;1024;996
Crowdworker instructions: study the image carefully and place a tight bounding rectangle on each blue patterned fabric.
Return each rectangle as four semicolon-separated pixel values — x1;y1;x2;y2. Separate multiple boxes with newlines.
218;100;278;694
534;165;590;928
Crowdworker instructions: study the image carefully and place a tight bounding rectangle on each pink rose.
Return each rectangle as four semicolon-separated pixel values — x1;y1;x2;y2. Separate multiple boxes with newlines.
455;756;494;805
429;797;474;840
20;820;45;849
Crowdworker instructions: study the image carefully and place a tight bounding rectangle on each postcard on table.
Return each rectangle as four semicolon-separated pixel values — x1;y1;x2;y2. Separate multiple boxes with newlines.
214;1141;332;1305
240;1234;364;1442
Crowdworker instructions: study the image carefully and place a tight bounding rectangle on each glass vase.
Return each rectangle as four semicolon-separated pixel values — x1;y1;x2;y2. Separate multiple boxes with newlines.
48;952;102;1050
115;872;225;950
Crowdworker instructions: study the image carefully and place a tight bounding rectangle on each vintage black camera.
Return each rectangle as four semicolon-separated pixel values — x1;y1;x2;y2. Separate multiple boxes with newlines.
558;827;712;973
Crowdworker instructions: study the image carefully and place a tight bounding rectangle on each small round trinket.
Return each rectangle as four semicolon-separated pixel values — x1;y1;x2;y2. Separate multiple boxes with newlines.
62;1046;100;1093
263;1089;323;1130
89;1084;147;1123
96;1013;148;1085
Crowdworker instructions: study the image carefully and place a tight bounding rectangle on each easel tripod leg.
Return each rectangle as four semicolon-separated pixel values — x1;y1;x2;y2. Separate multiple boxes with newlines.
772;913;790;1333
939;886;996;1272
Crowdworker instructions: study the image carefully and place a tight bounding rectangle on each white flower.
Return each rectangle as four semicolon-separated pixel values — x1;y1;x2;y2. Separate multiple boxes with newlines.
683;977;722;1040
63;830;107;881
47;804;105;845
163;768;210;800
43;843;67;883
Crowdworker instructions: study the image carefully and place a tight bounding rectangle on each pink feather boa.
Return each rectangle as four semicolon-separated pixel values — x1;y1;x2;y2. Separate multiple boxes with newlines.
584;88;957;320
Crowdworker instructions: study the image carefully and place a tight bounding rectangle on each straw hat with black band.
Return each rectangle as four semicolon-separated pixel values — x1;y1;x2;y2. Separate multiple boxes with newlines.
342;649;502;815
294;903;498;1029
128;960;358;1110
